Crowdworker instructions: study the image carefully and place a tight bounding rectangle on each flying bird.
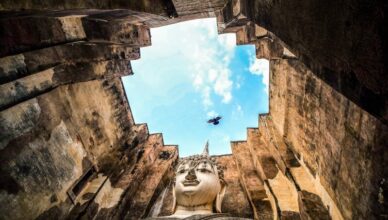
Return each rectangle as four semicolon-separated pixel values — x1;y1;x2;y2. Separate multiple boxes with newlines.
207;116;222;125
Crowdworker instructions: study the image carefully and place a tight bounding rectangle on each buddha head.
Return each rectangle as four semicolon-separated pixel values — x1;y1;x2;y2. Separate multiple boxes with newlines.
171;142;226;217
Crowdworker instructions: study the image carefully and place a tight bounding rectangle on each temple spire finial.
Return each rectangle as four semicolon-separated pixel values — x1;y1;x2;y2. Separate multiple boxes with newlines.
202;140;209;156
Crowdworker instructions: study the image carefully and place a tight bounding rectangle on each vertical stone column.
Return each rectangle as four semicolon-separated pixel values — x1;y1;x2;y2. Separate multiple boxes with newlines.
232;141;274;219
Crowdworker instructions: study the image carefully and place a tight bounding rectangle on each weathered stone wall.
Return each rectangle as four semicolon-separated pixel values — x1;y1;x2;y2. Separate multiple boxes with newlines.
79;134;178;220
0;0;176;17
0;6;180;219
216;3;387;218
231;140;274;219
215;155;256;218
269;58;388;219
224;0;387;124
0;78;143;219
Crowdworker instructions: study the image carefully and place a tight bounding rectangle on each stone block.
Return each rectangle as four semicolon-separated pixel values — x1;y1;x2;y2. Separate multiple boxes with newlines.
235;22;256;45
0;42;139;83
255;37;284;60
266;171;301;219
0;1;175;17
0;16;86;56
215;155;255;218
172;0;226;17
298;191;330;220
82;19;151;46
0;60;132;110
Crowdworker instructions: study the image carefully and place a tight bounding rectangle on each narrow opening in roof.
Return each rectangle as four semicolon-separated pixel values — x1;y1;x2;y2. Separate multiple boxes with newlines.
122;18;269;157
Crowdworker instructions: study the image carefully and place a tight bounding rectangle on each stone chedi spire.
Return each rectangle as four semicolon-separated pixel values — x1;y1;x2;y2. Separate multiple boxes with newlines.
202;140;209;156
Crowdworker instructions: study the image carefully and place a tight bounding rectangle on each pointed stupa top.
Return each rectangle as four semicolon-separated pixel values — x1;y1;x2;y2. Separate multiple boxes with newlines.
202;140;209;156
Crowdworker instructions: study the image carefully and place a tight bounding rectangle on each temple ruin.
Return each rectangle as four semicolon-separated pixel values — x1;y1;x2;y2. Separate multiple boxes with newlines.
0;0;387;219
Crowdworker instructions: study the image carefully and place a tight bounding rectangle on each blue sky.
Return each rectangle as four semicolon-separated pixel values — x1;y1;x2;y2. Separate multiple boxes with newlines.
122;18;269;157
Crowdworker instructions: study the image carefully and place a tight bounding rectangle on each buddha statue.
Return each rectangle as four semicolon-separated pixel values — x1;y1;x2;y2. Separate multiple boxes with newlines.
170;143;226;218
147;142;250;219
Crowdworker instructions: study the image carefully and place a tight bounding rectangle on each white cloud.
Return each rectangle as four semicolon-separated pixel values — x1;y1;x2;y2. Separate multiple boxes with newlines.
214;68;233;103
136;18;236;113
193;74;203;88
208;69;217;82
207;110;218;118
177;19;236;109
249;58;269;94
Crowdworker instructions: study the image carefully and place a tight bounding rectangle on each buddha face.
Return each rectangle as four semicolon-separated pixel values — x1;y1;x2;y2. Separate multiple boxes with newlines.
174;160;222;208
